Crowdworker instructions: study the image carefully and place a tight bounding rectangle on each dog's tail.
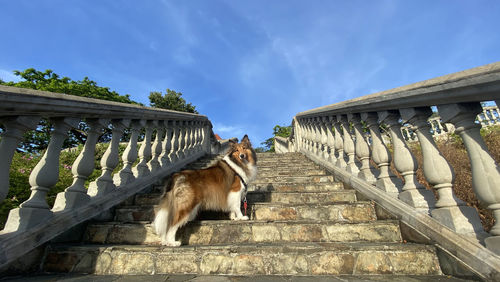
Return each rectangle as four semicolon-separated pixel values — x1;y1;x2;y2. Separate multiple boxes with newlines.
152;175;176;237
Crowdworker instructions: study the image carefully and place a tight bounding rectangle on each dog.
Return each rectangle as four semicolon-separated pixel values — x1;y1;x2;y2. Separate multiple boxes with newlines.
153;135;258;246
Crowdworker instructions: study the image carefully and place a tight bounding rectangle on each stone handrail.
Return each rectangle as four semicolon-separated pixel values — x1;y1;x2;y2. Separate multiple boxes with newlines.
277;62;500;279
0;85;224;269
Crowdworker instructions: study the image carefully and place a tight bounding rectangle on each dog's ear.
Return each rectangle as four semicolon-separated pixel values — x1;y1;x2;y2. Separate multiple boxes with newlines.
228;138;238;150
241;135;252;147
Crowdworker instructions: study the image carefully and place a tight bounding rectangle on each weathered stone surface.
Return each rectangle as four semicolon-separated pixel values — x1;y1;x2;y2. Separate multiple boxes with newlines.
247;191;356;204
44;243;441;275
84;221;401;245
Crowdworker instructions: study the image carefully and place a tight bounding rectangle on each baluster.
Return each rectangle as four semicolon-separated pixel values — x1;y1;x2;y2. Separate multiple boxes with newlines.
88;119;129;197
53;119;107;211
326;116;337;163
201;121;210;153
159;120;172;167
319;117;329;160
332;118;346;168
133;120;154;178
183;121;192;157
439;103;499;248
4;118;79;232
362;112;401;196
338;115;358;174
0;116;40;202
401;107;484;235
114;120;144;186
309;118;317;155
193;121;200;153
187;121;195;156
169;120;180;163
349;113;376;183
148;121;164;174
296;119;304;152
378;111;435;213
303;119;311;153
178;121;187;160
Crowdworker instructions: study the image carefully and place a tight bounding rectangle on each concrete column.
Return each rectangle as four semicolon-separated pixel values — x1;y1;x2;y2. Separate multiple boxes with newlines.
159;120;173;167
319;117;329;160
88;119;129;197
332;118;346;168
401;107;484;236
378;110;435;213
439;103;500;248
133;120;154;178
349;113;376;183
114;120;144;186
4;117;79;232
148;121;164;174
338;115;358;174
178;121;187;160
53;118;107;211
362;112;401;197
169;120;180;162
326;116;337;163
0;116;40;202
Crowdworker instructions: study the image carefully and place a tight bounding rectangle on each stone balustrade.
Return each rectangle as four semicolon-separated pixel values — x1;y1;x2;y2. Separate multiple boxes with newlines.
276;62;500;276
0;85;224;269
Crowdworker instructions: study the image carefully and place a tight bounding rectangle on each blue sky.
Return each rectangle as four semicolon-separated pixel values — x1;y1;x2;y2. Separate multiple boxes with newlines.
1;1;499;147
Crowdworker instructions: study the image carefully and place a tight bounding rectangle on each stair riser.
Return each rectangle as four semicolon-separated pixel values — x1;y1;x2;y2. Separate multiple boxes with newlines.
43;245;441;275
115;203;375;222
246;191;356;204
254;175;335;184
84;221;401;245
257;170;328;177
134;191;355;206
248;183;343;192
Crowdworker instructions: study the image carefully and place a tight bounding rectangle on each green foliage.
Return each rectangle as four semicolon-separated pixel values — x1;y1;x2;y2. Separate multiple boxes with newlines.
261;124;292;152
149;89;198;113
0;68;138;104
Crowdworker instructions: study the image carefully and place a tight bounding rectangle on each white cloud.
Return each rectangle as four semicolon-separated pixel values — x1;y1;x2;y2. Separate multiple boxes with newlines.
0;69;20;82
212;122;244;139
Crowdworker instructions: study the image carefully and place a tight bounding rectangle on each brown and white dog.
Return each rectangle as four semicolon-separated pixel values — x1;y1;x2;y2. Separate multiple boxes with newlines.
153;135;258;246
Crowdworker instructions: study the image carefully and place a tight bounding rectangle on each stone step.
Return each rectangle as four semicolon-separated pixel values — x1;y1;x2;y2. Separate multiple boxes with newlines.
114;202;375;222
43;242;441;275
246;191;357;204
84;220;402;245
248;182;344;192
257;167;327;175
254;175;335;184
133;190;357;206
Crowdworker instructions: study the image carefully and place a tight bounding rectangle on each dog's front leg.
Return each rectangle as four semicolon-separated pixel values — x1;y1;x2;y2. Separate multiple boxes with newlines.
228;190;249;221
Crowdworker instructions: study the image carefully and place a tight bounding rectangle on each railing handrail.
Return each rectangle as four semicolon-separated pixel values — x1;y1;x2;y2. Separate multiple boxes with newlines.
0;85;208;121
297;61;500;118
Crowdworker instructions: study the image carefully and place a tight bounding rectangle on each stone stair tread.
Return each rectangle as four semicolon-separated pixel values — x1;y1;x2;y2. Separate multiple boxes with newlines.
84;220;402;246
43;242;441;275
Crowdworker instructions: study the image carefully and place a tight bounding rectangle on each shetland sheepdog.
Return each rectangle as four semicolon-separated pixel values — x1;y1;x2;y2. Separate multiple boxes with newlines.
153;135;258;246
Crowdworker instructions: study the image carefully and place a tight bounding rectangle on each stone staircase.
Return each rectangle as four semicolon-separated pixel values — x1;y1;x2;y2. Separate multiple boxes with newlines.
38;152;465;279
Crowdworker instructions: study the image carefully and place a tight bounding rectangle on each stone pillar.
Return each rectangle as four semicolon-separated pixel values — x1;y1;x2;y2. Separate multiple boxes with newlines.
148;121;164;174
169;120;180;162
338;115;358;174
178;121;187;160
319;117;329;160
159;120;173;167
0;116;40;202
326;116;337;163
53;119;107;211
184;121;193;157
401;107;483;235
114;120;144;186
133;120;154;178
332;118;346;168
88;119;129;197
362;112;401;197
349;113;376;183
378;110;434;213
439;103;500;248
4;117;79;232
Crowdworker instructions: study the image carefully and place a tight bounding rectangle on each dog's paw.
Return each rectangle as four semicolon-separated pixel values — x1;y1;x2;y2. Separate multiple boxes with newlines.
162;240;181;247
236;215;249;221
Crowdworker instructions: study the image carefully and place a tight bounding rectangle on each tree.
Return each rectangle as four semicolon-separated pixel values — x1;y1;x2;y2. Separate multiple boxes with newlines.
0;68;140;152
149;89;198;113
261;124;292;152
